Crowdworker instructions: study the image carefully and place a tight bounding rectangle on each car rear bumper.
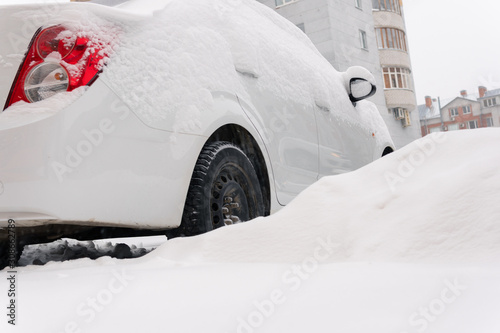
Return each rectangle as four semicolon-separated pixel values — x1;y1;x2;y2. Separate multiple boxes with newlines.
0;79;204;229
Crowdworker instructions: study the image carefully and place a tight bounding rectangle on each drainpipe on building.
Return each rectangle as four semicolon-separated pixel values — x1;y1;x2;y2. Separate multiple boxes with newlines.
423;117;428;136
438;97;444;131
480;103;484;127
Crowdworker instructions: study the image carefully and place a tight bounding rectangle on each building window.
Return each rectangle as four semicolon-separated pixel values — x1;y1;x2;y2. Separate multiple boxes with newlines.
296;23;305;33
467;120;478;129
462;105;471;114
383;67;411;90
359;30;368;49
448;123;459;131
276;0;296;7
483;98;497;107
429;127;441;133
450;108;459;117
372;0;401;15
486;117;494;127
375;28;407;52
355;0;362;9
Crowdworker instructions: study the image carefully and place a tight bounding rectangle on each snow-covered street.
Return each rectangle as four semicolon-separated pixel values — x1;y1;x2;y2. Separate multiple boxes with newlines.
2;128;500;332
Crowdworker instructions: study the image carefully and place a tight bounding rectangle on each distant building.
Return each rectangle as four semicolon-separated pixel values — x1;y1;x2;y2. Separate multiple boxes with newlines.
257;0;422;149
418;96;441;136
478;87;500;127
419;86;499;136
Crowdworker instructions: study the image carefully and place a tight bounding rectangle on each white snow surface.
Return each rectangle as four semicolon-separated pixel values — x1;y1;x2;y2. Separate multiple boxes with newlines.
2;129;500;333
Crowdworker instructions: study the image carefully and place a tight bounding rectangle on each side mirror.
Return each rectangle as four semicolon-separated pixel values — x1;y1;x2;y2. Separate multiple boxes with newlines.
343;66;377;105
349;78;376;103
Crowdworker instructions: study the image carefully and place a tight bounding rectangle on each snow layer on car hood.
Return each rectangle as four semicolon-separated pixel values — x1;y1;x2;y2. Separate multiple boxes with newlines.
103;0;377;132
153;128;500;264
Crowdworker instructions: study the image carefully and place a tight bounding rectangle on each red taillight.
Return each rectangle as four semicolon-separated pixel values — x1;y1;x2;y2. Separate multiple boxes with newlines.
3;25;110;110
36;25;74;59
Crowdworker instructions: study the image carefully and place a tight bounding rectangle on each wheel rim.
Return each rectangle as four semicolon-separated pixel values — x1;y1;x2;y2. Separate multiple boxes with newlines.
210;166;251;229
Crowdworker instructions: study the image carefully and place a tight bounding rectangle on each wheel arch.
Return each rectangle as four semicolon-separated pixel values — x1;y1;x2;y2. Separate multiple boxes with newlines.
382;146;394;156
205;124;271;216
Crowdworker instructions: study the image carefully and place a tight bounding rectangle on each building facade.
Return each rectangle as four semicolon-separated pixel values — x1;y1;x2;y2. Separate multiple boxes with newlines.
441;97;482;132
371;0;420;146
418;96;441;136
258;0;422;148
478;87;500;128
419;86;500;136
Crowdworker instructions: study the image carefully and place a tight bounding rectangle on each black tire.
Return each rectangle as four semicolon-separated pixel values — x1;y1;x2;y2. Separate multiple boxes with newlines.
179;141;265;236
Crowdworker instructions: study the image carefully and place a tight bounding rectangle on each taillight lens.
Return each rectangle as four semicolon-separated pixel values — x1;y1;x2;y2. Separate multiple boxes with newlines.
36;25;75;59
3;25;110;110
24;63;70;102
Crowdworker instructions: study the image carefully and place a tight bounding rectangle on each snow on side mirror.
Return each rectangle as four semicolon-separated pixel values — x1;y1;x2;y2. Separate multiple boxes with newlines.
343;66;376;105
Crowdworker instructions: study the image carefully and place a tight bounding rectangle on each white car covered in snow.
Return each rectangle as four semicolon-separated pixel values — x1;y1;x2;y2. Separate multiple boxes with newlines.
0;0;394;243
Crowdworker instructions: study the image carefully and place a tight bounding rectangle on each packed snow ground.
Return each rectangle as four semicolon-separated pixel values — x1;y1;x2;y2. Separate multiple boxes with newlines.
1;128;500;333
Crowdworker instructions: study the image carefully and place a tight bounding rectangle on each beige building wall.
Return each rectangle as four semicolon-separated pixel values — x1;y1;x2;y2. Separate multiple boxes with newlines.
372;0;421;147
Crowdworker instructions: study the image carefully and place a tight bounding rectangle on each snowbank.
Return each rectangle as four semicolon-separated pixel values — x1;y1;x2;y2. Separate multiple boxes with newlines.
1;129;500;333
153;128;500;264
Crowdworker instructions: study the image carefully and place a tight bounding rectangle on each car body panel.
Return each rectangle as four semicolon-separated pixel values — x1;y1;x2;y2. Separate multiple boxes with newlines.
0;79;201;228
235;72;319;206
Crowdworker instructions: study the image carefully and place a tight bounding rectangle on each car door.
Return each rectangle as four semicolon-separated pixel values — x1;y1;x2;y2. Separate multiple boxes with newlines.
236;71;319;206
314;94;374;178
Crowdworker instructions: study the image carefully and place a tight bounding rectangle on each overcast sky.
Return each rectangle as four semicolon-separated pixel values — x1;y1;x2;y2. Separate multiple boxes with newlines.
403;0;500;104
1;0;499;105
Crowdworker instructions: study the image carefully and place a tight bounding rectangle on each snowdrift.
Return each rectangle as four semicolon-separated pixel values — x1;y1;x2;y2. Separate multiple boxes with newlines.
2;129;500;333
154;128;500;264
